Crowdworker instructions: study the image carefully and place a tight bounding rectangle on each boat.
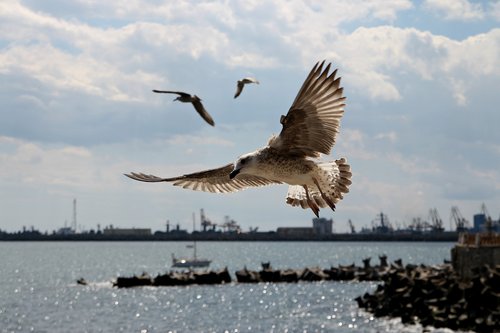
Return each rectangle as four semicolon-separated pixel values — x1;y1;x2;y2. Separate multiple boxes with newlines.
172;241;211;268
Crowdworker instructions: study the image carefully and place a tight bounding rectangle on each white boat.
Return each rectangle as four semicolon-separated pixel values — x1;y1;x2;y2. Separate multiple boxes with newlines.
171;241;211;268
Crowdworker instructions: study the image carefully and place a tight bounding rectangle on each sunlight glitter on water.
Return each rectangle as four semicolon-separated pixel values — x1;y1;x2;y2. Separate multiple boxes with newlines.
0;241;455;332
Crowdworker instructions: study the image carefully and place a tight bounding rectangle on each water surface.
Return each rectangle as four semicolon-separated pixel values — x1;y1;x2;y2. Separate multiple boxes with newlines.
0;241;455;333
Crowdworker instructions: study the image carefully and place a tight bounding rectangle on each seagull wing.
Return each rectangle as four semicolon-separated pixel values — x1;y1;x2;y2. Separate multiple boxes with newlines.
152;90;189;98
234;81;244;98
235;78;259;98
125;164;280;193
242;77;259;84
269;61;346;158
191;97;215;126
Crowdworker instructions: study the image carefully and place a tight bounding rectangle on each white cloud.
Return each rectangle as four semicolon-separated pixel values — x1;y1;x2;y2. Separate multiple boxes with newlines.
386;153;442;176
347;175;434;225
0;136;127;190
227;53;279;69
1;0;499;232
338;129;377;160
447;30;500;76
375;131;398;143
491;1;500;21
335;27;500;105
165;134;235;148
450;78;467;106
5;0;497;107
423;0;485;21
0;43;164;102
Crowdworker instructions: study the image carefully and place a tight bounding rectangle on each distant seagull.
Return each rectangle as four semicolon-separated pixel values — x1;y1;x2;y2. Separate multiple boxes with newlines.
152;90;215;126
234;77;259;98
129;61;351;217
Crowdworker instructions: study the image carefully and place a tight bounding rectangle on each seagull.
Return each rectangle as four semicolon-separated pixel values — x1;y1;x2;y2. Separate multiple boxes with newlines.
234;77;259;98
128;61;351;217
152;90;215;126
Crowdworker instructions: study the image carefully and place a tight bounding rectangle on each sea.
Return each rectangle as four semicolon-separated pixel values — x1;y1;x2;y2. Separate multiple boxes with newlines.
0;241;459;333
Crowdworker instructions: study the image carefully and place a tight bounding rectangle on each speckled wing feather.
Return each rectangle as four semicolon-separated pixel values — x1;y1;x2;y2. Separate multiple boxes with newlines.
269;61;346;158
125;164;280;193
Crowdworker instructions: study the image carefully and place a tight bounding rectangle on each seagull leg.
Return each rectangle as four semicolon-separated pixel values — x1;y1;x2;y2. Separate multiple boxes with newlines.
303;185;320;217
313;177;336;212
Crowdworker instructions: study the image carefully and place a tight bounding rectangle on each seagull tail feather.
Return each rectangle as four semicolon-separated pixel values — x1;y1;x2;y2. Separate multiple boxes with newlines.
285;158;351;214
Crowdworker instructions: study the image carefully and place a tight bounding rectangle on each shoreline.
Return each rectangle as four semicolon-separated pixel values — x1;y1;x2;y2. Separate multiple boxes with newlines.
0;231;459;242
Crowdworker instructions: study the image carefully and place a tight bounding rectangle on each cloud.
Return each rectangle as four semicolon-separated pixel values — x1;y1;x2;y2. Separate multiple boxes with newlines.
0;136;126;190
337;129;377;160
491;2;500;21
386;153;442;176
0;43;164;102
165;134;234;148
1;0;499;232
335;26;500;106
423;0;485;21
4;1;498;107
374;131;398;143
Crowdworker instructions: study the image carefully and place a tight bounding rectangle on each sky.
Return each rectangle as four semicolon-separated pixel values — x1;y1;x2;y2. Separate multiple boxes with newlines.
0;0;499;233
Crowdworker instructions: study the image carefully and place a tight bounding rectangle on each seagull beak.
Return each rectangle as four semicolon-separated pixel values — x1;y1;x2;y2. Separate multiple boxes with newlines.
229;168;240;179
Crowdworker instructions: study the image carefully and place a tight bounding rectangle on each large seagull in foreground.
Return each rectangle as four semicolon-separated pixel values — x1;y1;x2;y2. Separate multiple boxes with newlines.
126;61;352;217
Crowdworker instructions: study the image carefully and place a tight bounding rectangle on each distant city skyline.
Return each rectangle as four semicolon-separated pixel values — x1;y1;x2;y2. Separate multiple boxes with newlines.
1;0;499;233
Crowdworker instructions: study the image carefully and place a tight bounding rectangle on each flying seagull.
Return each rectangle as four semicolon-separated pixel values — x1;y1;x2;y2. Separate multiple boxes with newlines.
152;90;215;126
234;77;259;98
128;61;351;217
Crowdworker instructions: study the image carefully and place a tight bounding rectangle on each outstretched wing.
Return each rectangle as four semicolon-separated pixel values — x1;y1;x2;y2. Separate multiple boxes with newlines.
234;81;244;98
269;61;346;158
242;77;259;84
152;90;189;98
125;163;280;193
235;78;259;98
191;98;215;126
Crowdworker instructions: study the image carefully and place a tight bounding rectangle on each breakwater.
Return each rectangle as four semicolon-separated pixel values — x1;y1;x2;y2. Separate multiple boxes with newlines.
105;256;390;288
84;255;499;332
355;263;500;332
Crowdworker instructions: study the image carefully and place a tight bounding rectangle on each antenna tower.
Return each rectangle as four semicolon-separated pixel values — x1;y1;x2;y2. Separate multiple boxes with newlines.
72;198;77;232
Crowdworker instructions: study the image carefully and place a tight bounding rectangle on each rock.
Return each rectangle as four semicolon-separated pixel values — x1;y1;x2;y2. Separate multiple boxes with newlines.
114;272;152;288
259;268;282;283
235;267;260;283
76;278;88;286
300;267;327;281
355;263;500;333
280;269;299;283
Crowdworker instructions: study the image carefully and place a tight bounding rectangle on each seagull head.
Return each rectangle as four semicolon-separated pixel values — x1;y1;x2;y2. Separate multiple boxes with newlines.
230;152;258;179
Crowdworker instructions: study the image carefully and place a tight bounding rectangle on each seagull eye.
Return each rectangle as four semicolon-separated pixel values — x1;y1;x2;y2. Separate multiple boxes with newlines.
241;158;246;165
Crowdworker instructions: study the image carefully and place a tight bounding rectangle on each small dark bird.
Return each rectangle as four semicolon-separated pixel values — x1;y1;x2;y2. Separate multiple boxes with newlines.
234;77;259;98
152;90;215;126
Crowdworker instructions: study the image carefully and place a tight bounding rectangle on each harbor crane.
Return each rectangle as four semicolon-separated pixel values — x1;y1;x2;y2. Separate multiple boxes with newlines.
409;217;426;233
371;212;392;233
480;203;495;232
428;208;445;232
348;219;356;234
249;226;259;233
480;203;491;219
450;206;469;232
200;209;217;232
221;216;241;233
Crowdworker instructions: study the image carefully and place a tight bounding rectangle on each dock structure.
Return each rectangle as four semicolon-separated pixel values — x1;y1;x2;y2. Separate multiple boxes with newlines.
452;232;500;279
